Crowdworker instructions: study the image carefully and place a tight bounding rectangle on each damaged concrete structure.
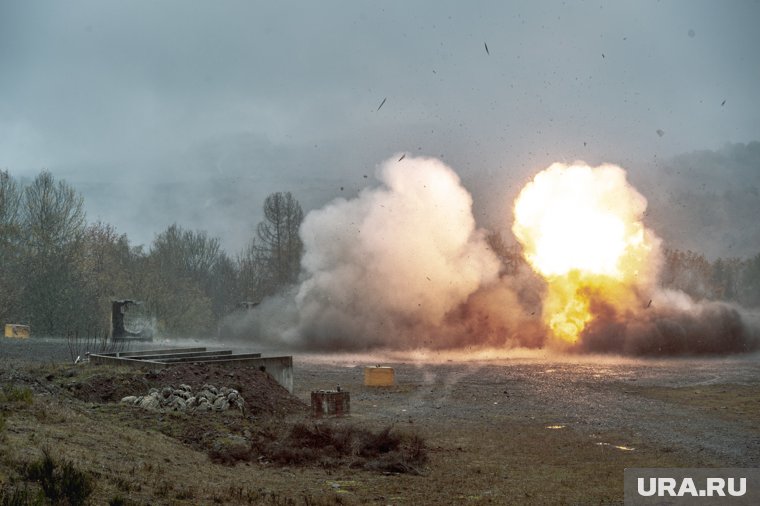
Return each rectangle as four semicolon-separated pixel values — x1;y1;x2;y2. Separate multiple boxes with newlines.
111;299;153;342
311;389;350;418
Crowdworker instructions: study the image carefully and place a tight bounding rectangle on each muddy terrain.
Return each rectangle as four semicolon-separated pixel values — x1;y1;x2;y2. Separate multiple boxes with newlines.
1;338;759;504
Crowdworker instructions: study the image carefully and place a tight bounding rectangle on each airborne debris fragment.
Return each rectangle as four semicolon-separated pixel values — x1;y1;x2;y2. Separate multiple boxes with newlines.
398;154;406;162
376;97;387;111
656;129;665;137
484;42;490;55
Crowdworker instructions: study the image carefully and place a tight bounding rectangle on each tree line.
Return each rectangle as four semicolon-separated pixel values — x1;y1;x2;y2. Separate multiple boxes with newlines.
2;169;759;339
0;169;303;338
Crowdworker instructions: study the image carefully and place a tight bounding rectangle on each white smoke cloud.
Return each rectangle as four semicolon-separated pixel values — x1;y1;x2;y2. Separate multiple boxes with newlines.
232;155;506;349
225;155;759;356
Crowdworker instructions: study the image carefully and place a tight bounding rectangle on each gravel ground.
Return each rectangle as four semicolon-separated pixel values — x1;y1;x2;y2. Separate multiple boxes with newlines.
294;352;760;467
4;337;759;467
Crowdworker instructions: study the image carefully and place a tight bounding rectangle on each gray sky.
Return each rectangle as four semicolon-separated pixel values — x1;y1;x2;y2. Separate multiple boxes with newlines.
2;0;759;256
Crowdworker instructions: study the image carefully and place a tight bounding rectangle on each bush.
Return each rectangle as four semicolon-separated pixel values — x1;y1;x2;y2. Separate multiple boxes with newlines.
108;496;127;506
251;422;427;473
0;484;45;506
25;448;93;506
0;386;33;404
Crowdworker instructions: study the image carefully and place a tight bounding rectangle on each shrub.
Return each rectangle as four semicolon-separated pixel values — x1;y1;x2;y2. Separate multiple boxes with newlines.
25;448;93;506
0;484;45;506
0;386;33;404
108;495;127;506
250;422;427;473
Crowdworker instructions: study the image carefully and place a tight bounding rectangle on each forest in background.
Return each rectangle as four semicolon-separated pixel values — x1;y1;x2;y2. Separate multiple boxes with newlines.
1;169;760;339
0;169;302;338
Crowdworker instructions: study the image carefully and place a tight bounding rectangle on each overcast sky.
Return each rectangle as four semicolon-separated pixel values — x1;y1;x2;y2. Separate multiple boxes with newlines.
1;1;759;255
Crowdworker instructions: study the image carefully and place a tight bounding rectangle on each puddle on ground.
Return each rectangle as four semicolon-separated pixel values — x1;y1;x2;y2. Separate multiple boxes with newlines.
595;442;635;451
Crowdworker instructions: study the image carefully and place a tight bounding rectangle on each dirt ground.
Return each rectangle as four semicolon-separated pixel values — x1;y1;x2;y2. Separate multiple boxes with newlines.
1;338;759;505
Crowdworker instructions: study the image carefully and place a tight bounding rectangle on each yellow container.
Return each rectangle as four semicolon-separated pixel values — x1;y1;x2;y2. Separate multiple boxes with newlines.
4;324;30;339
364;366;395;386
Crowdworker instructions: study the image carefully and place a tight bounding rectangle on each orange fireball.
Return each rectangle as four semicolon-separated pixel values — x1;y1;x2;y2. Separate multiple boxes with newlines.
513;163;661;344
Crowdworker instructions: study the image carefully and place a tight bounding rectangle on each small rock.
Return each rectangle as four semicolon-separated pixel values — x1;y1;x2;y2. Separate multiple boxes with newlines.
139;396;161;410
213;397;229;411
120;396;138;404
202;384;218;395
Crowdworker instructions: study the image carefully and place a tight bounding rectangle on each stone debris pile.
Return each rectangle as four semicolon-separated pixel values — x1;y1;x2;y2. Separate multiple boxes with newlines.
120;384;245;413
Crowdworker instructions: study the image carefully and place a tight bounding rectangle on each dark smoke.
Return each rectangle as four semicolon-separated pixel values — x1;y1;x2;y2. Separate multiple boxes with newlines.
579;290;760;355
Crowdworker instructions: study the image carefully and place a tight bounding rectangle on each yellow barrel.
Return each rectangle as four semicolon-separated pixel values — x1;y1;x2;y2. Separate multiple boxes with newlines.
364;366;395;386
4;324;30;339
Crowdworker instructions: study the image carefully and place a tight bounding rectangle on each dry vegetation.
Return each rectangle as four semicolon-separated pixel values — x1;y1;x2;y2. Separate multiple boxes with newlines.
0;357;735;505
0;363;428;505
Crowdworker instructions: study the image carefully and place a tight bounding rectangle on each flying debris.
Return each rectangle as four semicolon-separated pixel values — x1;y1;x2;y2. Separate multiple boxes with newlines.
721;99;726;106
398;154;406;162
656;129;664;137
484;42;490;55
646;299;652;308
602;53;605;58
376;97;387;111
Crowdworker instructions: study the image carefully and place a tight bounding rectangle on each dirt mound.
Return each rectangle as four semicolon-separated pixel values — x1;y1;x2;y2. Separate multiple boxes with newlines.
67;363;306;417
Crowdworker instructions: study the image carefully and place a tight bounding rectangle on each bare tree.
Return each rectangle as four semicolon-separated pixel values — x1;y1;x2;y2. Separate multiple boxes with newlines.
21;171;85;254
255;192;304;293
486;231;525;275
19;171;87;335
142;224;223;337
0;170;23;323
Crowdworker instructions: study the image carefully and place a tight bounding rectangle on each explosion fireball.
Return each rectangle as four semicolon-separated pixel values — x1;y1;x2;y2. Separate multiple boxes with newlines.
229;155;758;355
513;163;661;345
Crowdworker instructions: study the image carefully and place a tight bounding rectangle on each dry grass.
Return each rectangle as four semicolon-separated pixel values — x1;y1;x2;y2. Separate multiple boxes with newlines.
250;422;427;473
0;362;732;505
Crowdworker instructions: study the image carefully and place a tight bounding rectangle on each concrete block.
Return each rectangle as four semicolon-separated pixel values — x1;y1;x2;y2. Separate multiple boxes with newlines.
364;366;394;386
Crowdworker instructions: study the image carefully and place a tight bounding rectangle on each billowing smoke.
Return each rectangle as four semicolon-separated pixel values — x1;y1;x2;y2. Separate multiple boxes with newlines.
581;290;760;355
226;156;760;355
229;155;541;350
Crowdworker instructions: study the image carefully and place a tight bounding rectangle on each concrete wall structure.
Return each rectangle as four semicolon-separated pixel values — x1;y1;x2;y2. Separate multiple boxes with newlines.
89;347;294;393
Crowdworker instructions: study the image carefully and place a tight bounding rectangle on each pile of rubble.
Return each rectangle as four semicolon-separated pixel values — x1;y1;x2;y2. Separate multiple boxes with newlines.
120;384;245;413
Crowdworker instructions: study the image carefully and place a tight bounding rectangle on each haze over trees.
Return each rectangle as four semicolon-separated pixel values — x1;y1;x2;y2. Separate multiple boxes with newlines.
0;170;305;338
0;169;759;338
